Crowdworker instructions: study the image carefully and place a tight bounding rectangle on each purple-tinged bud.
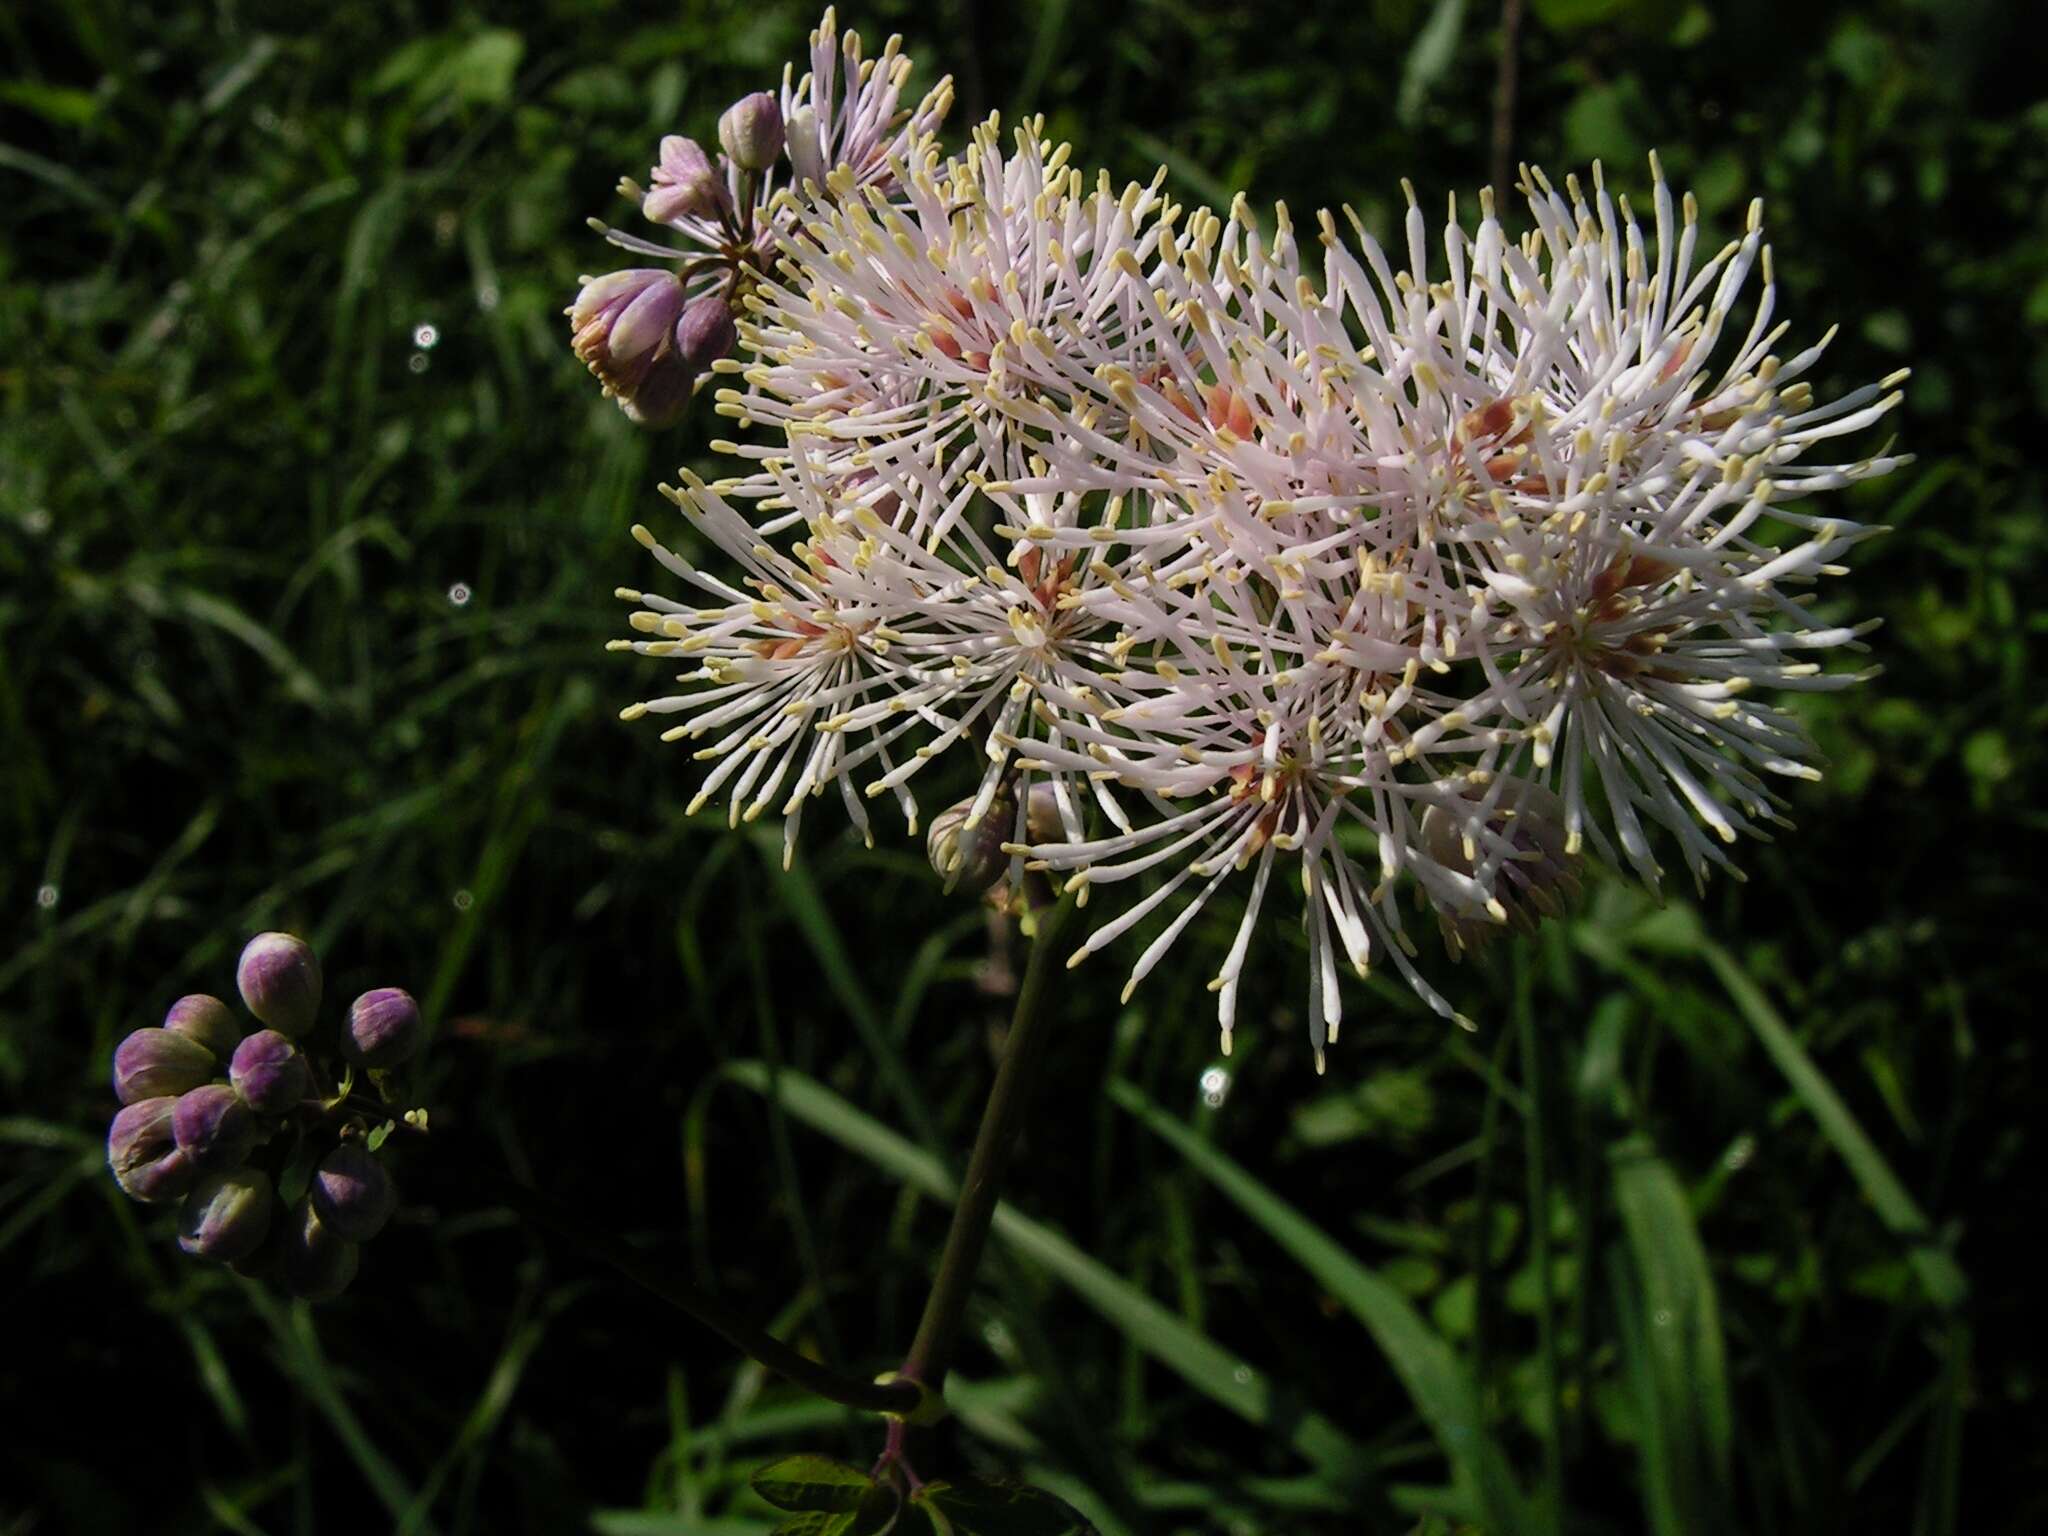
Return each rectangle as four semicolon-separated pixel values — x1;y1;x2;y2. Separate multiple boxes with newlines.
675;295;738;374
927;780;1018;896
310;1143;395;1242
236;932;322;1038
643;135;726;224
718;91;784;172
172;1083;256;1173
112;1027;216;1104
345;987;422;1069
177;1167;273;1263
567;269;688;410
281;1197;360;1301
230;1029;311;1115
1024;781;1065;845
108;1098;197;1205
164;993;242;1060
228;1216;282;1279
620;353;695;428
783;104;824;189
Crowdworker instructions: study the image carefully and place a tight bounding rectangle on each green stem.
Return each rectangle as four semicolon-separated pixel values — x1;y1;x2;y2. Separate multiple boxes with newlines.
1470;1022;1514;1407
349;1095;917;1419
898;893;1074;1389
1517;967;1565;1526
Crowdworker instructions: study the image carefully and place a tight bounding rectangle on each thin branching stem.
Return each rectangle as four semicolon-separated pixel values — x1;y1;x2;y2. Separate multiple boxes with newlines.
350;1094;919;1418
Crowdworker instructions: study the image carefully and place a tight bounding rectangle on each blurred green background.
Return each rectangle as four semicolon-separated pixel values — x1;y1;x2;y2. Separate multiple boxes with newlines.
3;0;2043;1531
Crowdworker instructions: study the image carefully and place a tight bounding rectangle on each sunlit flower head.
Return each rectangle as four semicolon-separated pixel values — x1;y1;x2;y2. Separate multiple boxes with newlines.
589;20;1906;1064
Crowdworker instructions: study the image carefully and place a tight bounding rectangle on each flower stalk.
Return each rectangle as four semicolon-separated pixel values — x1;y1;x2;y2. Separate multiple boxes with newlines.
897;893;1076;1392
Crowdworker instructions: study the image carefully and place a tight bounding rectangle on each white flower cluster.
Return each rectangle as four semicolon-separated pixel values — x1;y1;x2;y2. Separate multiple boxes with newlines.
598;14;1905;1066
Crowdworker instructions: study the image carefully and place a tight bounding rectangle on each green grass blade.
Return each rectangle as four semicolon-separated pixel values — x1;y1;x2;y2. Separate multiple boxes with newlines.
1108;1079;1528;1532
752;835;942;1152
1703;944;1966;1311
1609;1136;1732;1534
721;1061;1371;1484
249;1289;438;1533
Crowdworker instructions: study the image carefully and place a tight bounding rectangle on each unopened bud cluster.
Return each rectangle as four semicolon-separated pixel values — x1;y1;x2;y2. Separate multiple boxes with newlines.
107;931;421;1299
567;11;949;426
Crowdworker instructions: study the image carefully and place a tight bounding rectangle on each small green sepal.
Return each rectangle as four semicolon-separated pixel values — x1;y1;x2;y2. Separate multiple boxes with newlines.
872;1370;949;1426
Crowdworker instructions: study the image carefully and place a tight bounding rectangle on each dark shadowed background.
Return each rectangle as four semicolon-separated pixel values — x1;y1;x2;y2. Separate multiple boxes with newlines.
3;0;2043;1531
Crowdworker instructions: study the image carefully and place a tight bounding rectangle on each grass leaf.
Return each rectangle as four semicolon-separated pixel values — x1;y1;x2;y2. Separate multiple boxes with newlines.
722;1061;1372;1485
1108;1078;1527;1532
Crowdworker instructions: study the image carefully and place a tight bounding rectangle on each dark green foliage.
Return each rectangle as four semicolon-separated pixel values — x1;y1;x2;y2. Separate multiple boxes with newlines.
2;0;2042;1533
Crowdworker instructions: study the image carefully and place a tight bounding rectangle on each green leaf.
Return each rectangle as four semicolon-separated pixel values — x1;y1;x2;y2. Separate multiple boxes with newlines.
721;1063;1370;1482
0;80;101;127
769;1516;853;1536
1396;0;1466;126
445;30;524;106
750;1455;877;1515
1702;945;1967;1310
1108;1081;1527;1531
1609;1138;1732;1535
912;1478;1097;1535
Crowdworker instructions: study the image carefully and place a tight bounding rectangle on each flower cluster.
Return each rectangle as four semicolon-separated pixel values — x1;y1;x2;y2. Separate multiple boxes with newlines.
107;933;420;1298
589;17;1905;1067
569;8;952;425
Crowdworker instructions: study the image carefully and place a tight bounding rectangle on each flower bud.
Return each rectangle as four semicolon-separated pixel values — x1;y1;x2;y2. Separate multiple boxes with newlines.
643;135;726;224
926;780;1017;895
177;1167;273;1263
1419;777;1580;957
718;91;784;172
675;295;738;375
567;268;689;411
783;104;824;189
172;1083;256;1173
112;1027;216;1104
1023;781;1065;845
344;987;421;1069
164;993;241;1060
281;1197;360;1301
230;1029;311;1115
620;353;695;428
310;1143;395;1242
236;932;322;1038
108;1098;197;1204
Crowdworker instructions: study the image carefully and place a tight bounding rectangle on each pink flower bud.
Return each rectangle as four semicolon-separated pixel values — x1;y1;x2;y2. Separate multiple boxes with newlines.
172;1083;256;1173
236;932;322;1038
112;1027;216;1104
718;91;784;172
164;993;242;1060
620;353;695;427
310;1143;395;1242
567;269;688;409
109;1097;197;1205
344;987;422;1069
675;295;738;374
177;1167;273;1263
643;136;726;224
927;781;1018;896
230;1029;311;1114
